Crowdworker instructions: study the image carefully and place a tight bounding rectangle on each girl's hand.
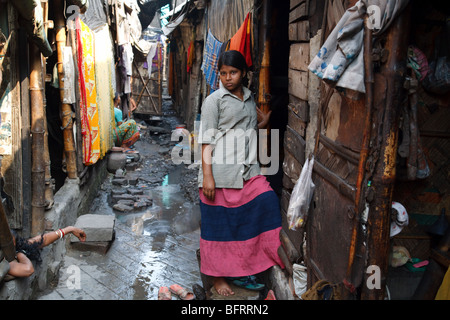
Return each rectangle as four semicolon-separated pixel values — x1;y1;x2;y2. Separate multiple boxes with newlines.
202;175;216;201
257;106;271;129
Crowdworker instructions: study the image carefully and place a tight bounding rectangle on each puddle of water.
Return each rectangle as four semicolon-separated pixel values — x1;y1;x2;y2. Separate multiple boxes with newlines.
116;166;200;244
128;166;202;299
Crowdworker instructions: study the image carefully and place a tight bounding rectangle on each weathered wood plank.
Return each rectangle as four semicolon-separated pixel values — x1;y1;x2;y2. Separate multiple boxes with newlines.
313;159;356;201
283;148;302;183
284;125;306;165
3;4;23;229
320;134;360;165
289;95;309;122
289;20;310;42
288;105;307;137
280;229;302;263
289;2;308;23
290;0;305;10
288;69;308;101
289;43;310;72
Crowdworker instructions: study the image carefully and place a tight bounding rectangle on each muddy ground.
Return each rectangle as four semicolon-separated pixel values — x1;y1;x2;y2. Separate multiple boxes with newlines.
134;96;200;206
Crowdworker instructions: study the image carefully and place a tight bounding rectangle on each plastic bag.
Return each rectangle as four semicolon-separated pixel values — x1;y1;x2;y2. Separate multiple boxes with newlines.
293;263;308;298
287;156;315;230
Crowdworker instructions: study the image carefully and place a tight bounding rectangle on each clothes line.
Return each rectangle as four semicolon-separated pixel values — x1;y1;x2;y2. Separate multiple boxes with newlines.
201;10;254;92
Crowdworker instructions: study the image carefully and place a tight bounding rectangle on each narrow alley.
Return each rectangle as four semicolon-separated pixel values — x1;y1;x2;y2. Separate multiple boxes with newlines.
36;94;206;300
1;0;449;304
35;93;264;301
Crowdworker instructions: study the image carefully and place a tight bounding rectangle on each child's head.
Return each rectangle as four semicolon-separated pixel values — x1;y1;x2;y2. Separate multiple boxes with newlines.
218;50;248;74
218;51;248;92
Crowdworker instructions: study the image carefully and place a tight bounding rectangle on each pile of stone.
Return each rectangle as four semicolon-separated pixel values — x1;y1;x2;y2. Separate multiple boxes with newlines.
111;188;153;213
110;169;153;213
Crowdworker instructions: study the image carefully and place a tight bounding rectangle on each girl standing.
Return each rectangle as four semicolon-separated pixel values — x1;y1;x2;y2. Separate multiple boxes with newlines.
198;50;284;296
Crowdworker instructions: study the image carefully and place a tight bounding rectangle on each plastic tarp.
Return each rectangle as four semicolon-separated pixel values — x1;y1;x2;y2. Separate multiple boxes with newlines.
161;0;190;36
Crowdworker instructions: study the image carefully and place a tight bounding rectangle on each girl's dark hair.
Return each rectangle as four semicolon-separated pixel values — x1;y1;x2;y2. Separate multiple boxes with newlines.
218;50;248;73
11;230;44;264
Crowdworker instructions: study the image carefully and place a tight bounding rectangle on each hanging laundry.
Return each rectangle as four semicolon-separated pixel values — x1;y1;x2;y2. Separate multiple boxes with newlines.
115;0;130;45
117;45;127;94
201;29;223;91
122;43;134;94
63;46;76;104
94;24;115;158
229;12;252;68
146;42;159;77
308;0;410;93
76;17;100;166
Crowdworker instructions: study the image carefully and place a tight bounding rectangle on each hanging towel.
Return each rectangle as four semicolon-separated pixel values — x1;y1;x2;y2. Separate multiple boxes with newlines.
308;0;409;93
201;29;223;91
76;17;100;166
122;43;134;94
229;12;252;68
146;42;158;77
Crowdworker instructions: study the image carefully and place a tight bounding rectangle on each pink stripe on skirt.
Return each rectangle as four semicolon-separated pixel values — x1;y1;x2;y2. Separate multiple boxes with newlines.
200;228;284;277
199;175;274;207
199;175;284;277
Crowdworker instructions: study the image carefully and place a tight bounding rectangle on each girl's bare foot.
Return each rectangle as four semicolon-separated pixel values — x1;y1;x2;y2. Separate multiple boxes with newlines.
213;277;234;296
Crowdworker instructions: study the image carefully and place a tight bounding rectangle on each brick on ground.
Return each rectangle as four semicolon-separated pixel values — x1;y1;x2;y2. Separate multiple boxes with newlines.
71;214;115;243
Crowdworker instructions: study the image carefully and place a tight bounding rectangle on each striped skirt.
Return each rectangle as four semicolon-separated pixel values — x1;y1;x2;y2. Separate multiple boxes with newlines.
199;175;284;277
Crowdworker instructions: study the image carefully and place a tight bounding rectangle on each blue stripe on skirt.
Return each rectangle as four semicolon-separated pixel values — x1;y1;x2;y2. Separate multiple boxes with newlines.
200;190;282;242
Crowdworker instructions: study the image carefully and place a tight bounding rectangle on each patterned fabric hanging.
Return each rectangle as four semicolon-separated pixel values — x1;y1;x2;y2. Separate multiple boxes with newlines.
201;29;223;91
76;17;100;165
93;24;115;158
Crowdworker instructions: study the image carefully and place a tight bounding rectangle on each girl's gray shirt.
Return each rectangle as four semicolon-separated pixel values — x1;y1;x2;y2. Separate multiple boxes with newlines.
197;85;261;189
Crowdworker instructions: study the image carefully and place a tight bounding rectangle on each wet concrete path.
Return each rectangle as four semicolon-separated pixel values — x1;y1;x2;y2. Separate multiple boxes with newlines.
37;96;203;300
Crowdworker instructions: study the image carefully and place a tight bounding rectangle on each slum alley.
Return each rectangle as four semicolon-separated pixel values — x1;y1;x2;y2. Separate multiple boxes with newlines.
35;95;204;300
35;94;263;301
1;0;450;302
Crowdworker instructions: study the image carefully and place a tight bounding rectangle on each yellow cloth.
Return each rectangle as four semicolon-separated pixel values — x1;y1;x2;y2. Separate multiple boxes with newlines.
435;266;450;300
76;18;100;165
93;24;115;158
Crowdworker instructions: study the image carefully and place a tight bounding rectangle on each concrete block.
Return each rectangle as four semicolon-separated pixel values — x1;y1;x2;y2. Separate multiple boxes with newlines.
111;193;135;203
127;177;139;185
111;188;127;195
113;203;134;212
112;178;128;186
70;240;113;255
117;199;135;206
128;188;144;195
71;214;115;243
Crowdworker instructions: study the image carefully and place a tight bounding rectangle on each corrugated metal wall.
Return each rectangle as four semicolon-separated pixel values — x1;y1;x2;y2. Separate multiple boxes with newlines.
206;0;253;43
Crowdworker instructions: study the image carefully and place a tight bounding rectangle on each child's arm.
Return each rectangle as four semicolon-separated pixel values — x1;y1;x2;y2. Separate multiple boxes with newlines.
201;144;215;201
27;226;86;248
8;253;34;277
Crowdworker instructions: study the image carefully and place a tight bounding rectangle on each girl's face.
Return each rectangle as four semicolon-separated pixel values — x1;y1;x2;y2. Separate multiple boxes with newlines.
219;65;246;95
